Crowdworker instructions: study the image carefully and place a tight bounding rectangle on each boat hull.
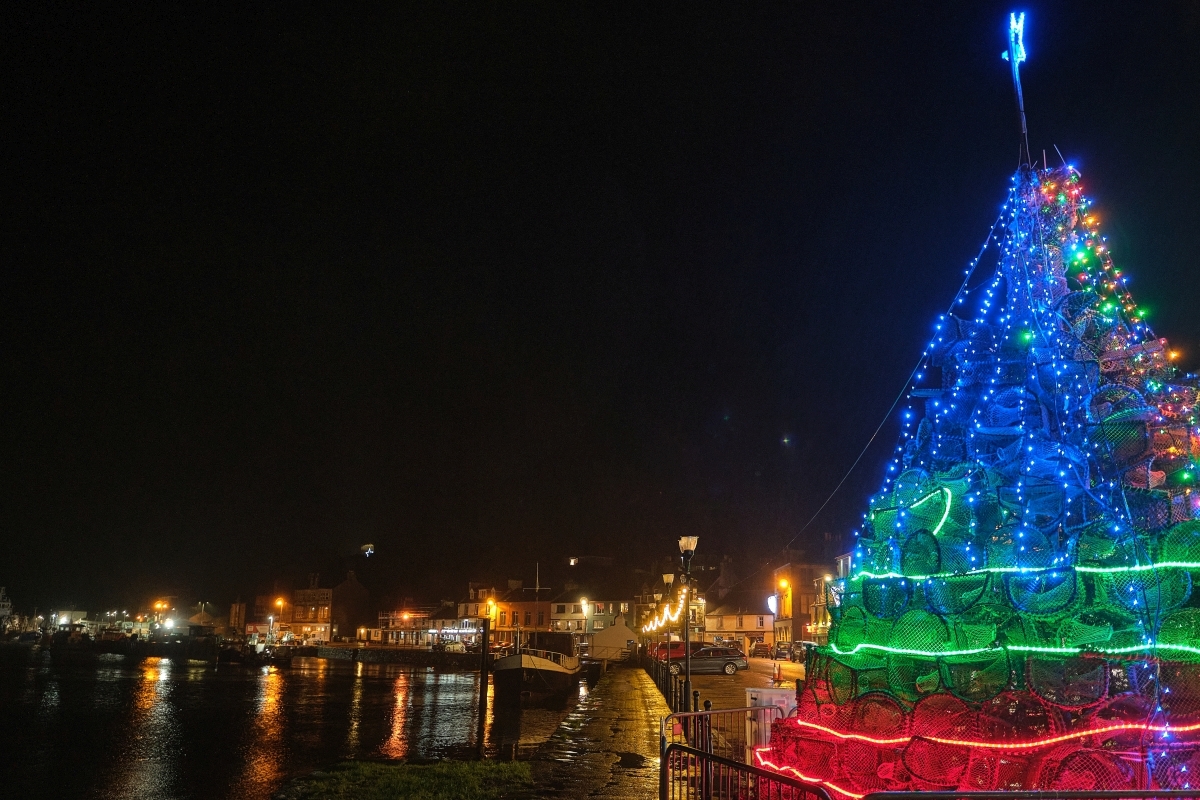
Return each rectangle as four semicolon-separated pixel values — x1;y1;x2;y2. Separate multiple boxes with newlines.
493;652;581;701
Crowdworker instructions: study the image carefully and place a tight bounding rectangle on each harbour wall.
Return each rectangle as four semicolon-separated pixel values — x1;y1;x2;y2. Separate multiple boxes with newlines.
314;646;487;669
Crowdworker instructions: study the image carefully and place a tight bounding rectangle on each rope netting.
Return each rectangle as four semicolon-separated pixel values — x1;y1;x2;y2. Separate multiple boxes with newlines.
763;166;1200;795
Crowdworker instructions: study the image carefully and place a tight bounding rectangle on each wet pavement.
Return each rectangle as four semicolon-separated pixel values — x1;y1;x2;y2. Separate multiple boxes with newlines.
531;665;669;799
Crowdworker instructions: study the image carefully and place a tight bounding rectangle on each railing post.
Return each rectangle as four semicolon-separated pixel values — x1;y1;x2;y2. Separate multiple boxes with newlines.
658;745;669;800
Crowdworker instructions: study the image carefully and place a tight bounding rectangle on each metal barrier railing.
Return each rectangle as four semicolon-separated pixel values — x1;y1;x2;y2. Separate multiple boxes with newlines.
864;794;1200;800
661;743;832;800
643;654;691;712
661;705;783;764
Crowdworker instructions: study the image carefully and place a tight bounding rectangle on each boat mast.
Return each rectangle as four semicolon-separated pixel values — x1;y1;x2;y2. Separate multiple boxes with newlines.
522;562;551;649
1002;12;1031;166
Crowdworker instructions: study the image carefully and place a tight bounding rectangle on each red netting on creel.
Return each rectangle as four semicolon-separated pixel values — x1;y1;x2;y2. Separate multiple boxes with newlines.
1027;655;1108;709
1037;746;1138;791
1152;747;1200;790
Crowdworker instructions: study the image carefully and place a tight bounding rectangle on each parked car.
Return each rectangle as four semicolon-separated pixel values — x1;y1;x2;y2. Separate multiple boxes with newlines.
668;647;748;675
443;641;467;653
654;641;707;661
791;641;818;662
751;642;772;658
772;642;791;660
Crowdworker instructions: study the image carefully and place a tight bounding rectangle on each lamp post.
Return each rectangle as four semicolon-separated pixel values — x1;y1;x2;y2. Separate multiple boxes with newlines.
651;591;662;649
662;573;675;694
678;536;698;711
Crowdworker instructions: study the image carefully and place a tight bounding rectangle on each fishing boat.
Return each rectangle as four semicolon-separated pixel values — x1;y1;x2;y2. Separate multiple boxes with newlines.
492;631;581;702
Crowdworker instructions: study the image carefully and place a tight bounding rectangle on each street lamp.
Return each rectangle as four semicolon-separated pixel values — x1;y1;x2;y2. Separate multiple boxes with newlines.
678;536;699;711
661;574;675;679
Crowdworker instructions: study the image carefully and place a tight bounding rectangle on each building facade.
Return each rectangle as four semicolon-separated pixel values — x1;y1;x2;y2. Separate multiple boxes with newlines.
772;558;833;647
291;587;332;644
703;590;774;652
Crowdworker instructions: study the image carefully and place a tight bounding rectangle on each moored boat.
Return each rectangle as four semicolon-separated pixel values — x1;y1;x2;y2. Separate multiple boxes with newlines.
492;632;580;702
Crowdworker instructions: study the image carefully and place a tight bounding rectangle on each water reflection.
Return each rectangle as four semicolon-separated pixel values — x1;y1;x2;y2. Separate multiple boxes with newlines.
107;658;178;800
230;667;285;798
0;653;580;800
379;672;411;759
345;664;363;753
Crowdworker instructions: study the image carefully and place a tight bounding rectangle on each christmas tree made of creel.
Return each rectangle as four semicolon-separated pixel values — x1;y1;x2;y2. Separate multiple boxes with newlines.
761;162;1200;794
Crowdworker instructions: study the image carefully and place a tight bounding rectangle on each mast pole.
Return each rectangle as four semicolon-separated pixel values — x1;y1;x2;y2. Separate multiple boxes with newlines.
1002;12;1031;166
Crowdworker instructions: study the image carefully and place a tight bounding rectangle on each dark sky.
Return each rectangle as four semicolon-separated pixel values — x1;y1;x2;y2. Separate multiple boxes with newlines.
4;3;1199;610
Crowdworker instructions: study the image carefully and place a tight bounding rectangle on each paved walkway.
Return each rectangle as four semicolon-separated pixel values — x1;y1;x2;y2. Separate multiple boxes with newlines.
531;665;669;799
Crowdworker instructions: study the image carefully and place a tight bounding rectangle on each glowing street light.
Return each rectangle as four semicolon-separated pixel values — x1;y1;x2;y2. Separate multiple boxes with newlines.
678;535;699;711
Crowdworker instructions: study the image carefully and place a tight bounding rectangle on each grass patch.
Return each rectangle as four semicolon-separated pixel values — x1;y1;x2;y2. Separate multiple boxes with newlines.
289;760;534;800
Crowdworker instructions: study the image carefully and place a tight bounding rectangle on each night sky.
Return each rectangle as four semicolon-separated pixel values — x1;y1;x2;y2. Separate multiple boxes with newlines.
5;3;1199;610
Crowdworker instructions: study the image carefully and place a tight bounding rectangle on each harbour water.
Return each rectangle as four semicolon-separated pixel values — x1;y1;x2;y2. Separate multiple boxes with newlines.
0;648;580;799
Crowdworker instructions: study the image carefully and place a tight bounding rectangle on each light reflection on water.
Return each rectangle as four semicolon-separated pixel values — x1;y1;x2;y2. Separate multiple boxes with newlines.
0;651;576;800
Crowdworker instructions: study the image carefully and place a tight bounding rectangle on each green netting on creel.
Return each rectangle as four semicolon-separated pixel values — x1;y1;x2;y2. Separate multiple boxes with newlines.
1157;607;1200;659
1160;520;1200;561
901;530;940;576
1056;615;1114;647
889;609;953;653
1094;567;1192;621
863;577;910;618
926;573;991;615
939;650;1010;702
1003;571;1080;617
1027;656;1108;708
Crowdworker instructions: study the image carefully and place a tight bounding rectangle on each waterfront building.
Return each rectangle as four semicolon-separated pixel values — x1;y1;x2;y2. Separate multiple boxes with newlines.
703;590;774;652
771;553;833;647
291;584;332;645
377;606;435;646
428;601;466;644
548;587;634;656
804;551;851;645
491;598;550;645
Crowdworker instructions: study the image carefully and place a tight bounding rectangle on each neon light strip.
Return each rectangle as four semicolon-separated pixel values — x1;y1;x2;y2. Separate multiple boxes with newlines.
754;749;866;799
771;717;1200;751
869;488;953;537
853;560;1200;583
828;641;1200;658
909;487;954;536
